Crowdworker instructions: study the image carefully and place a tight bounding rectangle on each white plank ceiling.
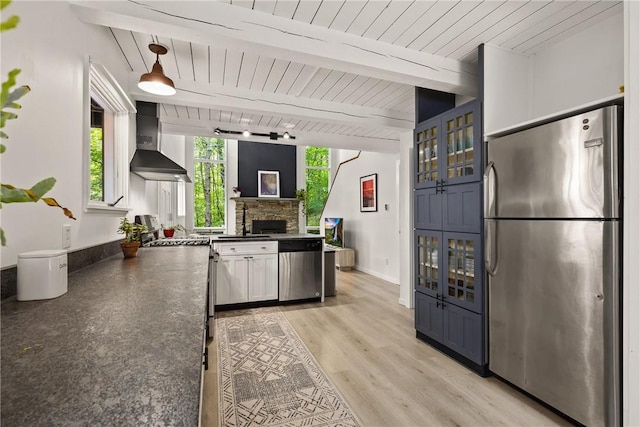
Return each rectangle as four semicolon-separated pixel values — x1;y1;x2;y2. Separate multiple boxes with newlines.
71;0;622;152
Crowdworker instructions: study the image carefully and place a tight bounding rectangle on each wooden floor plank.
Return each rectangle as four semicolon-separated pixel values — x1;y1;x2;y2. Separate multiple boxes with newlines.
202;269;571;427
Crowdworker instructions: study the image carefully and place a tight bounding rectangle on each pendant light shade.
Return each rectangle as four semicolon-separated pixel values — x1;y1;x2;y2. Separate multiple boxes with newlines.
138;43;176;96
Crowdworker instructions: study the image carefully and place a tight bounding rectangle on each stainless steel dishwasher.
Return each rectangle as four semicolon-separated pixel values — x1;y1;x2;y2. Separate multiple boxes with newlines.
278;239;323;301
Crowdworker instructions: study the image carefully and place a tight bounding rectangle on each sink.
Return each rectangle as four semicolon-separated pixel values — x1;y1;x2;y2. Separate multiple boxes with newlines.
215;235;271;239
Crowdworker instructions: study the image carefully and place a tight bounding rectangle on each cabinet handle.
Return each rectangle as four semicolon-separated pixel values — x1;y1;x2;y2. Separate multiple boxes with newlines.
261;247;266;250
203;347;209;371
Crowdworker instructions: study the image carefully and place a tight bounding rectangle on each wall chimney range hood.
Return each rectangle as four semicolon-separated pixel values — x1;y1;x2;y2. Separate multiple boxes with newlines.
131;101;191;182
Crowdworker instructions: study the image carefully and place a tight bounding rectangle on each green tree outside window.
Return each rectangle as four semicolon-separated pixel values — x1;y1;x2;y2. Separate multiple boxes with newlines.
305;146;330;230
89;127;104;201
194;137;226;228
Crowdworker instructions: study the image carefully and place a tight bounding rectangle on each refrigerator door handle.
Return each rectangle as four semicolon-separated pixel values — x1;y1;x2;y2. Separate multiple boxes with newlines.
485;219;498;276
484;161;497;218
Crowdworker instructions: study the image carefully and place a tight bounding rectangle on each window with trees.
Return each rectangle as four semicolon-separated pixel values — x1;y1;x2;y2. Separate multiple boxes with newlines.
89;98;106;201
305;146;330;233
86;62;134;211
194;137;226;229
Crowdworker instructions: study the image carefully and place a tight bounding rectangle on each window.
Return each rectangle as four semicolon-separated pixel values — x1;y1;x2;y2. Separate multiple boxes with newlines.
85;61;135;211
305;146;330;233
193;137;226;229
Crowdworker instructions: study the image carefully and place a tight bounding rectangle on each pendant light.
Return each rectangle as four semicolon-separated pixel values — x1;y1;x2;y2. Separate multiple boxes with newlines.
138;43;176;96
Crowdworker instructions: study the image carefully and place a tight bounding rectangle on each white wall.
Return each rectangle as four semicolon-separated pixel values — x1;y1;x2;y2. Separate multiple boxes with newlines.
397;131;413;308
323;150;400;283
532;13;624;118
484;12;624;135
483;45;532;135
623;2;640;424
0;2;153;268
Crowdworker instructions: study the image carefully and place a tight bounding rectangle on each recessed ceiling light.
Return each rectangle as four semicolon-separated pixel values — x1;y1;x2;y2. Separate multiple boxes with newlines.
282;122;296;129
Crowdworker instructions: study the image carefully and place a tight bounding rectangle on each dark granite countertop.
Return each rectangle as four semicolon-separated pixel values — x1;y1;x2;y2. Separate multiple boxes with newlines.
1;246;209;426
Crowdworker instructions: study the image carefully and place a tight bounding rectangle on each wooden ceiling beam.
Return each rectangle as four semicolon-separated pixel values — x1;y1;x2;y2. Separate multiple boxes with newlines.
70;1;477;96
161;119;400;154
128;74;414;131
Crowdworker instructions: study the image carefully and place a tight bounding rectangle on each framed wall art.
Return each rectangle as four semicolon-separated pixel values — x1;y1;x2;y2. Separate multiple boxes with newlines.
258;170;280;197
360;173;377;212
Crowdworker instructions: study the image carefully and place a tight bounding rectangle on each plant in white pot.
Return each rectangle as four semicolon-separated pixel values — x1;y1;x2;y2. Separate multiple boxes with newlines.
232;186;242;197
117;217;148;258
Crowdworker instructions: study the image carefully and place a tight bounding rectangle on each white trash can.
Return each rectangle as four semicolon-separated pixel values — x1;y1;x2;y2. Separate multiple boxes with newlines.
17;249;68;301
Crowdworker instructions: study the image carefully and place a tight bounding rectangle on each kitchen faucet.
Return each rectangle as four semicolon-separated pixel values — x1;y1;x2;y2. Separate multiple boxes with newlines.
242;205;248;236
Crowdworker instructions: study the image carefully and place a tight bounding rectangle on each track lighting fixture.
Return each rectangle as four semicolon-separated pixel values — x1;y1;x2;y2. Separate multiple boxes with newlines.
212;127;296;140
138;43;176;96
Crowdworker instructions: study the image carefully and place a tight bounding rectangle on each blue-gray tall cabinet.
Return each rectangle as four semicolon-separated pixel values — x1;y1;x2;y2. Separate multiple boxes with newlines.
413;93;487;375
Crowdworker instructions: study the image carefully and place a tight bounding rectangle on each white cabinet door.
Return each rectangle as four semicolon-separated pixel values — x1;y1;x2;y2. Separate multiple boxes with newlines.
247;254;278;302
216;255;249;305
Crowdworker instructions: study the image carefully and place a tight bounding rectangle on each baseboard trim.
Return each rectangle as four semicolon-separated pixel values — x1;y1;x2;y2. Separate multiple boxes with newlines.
416;330;490;377
353;265;399;284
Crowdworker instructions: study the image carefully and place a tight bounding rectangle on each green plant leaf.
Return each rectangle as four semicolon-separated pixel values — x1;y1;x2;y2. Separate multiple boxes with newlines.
1;111;17;128
0;143;5;153
30;177;56;198
0;14;18;32
0;227;5;246
5;85;29;106
0;177;56;203
1;184;36;203
0;131;6;139
1;69;20;108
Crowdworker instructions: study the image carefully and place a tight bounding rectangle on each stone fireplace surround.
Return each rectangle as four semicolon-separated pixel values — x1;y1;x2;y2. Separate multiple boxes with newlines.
233;197;301;235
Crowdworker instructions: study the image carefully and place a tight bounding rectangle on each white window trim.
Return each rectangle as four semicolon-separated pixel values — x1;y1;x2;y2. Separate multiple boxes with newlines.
83;59;136;213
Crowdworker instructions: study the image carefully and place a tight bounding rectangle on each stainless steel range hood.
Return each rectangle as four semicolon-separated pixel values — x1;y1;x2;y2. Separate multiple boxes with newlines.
131;101;191;182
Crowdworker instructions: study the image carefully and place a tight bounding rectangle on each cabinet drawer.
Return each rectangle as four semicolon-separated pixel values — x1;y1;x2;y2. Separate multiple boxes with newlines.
214;241;277;255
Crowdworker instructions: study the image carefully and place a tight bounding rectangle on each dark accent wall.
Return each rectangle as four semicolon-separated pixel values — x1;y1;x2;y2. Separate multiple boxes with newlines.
238;141;297;198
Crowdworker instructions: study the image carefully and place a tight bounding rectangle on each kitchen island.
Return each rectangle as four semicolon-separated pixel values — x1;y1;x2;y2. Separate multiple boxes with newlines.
0;246;209;426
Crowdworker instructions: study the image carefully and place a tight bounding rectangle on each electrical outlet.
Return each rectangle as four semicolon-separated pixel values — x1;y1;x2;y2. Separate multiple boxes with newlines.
62;224;71;249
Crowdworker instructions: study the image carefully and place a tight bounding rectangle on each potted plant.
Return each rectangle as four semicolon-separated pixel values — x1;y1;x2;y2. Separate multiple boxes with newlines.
232;186;242;197
162;224;185;238
117;217;148;258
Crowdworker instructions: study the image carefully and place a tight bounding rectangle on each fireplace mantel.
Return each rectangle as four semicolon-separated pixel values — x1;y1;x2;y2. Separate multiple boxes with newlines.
231;197;299;202
232;197;300;234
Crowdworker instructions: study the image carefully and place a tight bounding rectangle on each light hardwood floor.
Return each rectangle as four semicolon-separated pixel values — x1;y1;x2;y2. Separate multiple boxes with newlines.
202;270;571;427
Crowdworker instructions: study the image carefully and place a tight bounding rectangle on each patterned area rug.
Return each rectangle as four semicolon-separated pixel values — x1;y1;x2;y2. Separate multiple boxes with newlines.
217;308;360;426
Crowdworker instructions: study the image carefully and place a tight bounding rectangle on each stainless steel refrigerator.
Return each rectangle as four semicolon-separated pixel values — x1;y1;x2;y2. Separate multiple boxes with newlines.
484;105;621;427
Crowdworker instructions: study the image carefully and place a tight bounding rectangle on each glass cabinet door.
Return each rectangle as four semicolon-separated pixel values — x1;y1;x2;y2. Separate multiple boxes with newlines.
415;230;442;299
415;117;439;189
442;232;482;313
440;101;481;186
